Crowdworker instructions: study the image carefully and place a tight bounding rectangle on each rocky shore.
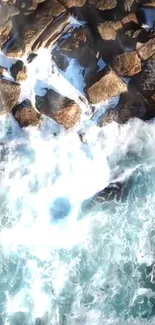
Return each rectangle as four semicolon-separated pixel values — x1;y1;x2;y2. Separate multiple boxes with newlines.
0;0;155;129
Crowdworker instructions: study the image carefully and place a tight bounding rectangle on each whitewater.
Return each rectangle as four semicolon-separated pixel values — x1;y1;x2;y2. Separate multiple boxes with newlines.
1;12;155;325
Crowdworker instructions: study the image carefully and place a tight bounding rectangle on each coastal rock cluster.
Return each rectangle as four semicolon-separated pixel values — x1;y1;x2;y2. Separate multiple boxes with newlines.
0;0;155;128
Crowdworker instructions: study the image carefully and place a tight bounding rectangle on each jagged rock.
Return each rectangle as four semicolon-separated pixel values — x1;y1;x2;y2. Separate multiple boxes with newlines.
97;21;122;41
0;78;21;113
0;66;7;76
112;51;141;76
5;0;67;55
98;91;154;126
60;0;87;7
88;0;117;10
129;53;155;101
10;60;27;82
12;100;42;127
136;37;155;60
36;90;81;128
85;68;127;104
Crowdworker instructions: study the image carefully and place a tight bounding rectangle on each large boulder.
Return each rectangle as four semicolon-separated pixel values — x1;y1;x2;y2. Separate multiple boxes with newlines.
0;78;21;113
112;51;141;76
85;68;128;104
5;0;70;56
12;100;42;127
35;89;81;128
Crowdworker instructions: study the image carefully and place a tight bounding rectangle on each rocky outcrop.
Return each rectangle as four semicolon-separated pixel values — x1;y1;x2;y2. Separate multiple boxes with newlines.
0;78;21;113
112;51;141;76
85;68;127;104
36;89;81;128
10;60;27;82
12;99;42;127
5;0;71;56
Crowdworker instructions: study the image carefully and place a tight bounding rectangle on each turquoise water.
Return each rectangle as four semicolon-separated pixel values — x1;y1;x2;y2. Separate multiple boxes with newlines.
0;115;155;325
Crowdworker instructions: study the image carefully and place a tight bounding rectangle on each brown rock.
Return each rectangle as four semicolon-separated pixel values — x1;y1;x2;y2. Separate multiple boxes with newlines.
12;100;42;127
59;0;86;7
88;0;117;10
0;78;21;113
99;91;154;126
0;20;12;48
112;51;141;76
97;21;122;41
35;90;81;128
86;68;128;104
122;27;149;49
136;37;155;60
10;60;27;82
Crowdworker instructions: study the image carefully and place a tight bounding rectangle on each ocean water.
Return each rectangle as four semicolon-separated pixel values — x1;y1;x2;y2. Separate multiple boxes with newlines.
0;15;155;325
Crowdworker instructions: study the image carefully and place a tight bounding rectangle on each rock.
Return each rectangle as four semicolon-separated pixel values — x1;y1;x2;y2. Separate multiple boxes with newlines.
0;66;7;76
80;181;130;216
129;53;155;101
85;68;127;104
12;100;42;127
59;26;98;69
6;0;67;55
35;89;81;128
121;27;149;49
52;46;69;71
97;21;122;41
88;0;117;10
98;90;154;126
32;11;70;51
27;53;38;63
0;20;12;48
0;78;21;113
136;37;155;60
112;51;141;76
121;0;139;11
60;0;87;7
10;60;27;82
122;13;138;27
5;40;23;57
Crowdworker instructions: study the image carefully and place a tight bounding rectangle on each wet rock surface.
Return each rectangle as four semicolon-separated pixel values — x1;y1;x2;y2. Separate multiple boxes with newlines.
10;60;27;81
12;99;42;127
0;78;21;113
112;51;141;76
36;89;81;128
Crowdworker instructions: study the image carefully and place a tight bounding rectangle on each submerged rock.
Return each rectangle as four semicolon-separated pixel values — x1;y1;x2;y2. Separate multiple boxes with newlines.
80;181;130;216
12;99;42;127
85;68;127;104
36;89;81;129
0;78;21;113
